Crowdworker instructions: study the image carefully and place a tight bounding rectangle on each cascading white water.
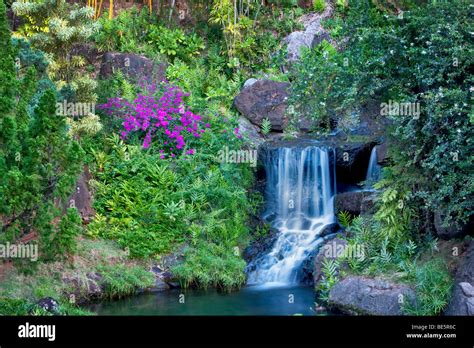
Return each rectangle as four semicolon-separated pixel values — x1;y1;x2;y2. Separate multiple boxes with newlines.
365;146;381;188
247;146;335;286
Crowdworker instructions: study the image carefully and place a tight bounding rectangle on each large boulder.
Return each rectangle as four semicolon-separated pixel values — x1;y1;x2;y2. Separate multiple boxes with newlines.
444;241;474;315
99;52;167;84
347;99;389;139
335;191;373;216
328;276;416;315
318;222;342;238
234;80;291;132
283;5;334;64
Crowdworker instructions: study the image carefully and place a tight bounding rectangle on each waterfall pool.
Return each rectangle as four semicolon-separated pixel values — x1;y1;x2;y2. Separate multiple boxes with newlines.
88;285;317;316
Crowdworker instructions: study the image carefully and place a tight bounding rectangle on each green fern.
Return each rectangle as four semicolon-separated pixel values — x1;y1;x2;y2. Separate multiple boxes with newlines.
313;0;326;13
261;118;272;135
379;247;392;265
405;240;417;257
369;237;392;269
317;258;340;303
379;237;392;264
337;210;352;227
322;258;339;278
348;216;364;234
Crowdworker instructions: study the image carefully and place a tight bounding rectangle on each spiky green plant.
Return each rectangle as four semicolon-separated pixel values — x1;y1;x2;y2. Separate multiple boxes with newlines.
317;258;340;303
261;118;272;135
403;259;453;315
337;210;352;228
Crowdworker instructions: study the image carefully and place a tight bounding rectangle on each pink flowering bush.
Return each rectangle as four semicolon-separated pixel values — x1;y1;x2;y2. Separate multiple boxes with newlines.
99;83;210;158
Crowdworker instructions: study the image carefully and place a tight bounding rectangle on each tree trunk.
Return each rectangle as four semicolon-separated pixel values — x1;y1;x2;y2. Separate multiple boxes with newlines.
108;0;113;20
169;0;175;22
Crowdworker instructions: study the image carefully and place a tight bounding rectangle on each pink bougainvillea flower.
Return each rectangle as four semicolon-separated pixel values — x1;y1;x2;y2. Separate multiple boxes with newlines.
100;83;210;158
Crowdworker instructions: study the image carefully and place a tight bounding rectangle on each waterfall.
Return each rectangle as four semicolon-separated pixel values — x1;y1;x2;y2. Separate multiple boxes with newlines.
365;146;381;188
246;146;335;286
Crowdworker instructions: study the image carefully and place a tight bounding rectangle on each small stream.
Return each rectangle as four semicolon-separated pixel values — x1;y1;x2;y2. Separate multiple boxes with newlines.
90;285;317;316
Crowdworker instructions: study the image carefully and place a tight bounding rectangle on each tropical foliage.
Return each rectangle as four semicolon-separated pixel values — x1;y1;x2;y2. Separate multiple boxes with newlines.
0;0;84;260
291;0;473;229
0;0;471;317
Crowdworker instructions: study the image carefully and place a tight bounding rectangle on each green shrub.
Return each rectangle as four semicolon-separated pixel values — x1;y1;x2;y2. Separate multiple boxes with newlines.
172;241;246;291
289;39;339;131
0;298;31;315
372;185;415;245
313;0;326;13
166;58;242;112
148;25;204;63
337;216;453;315
290;0;473;229
0;2;84;260
90;126;255;259
0;297;94;316
13;0;100;109
0;298;93;316
91;147;187;257
93;7;152;54
343;216;420;276
98;264;154;299
209;2;301;73
403;259;453;315
42;208;83;261
334;0;347;13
